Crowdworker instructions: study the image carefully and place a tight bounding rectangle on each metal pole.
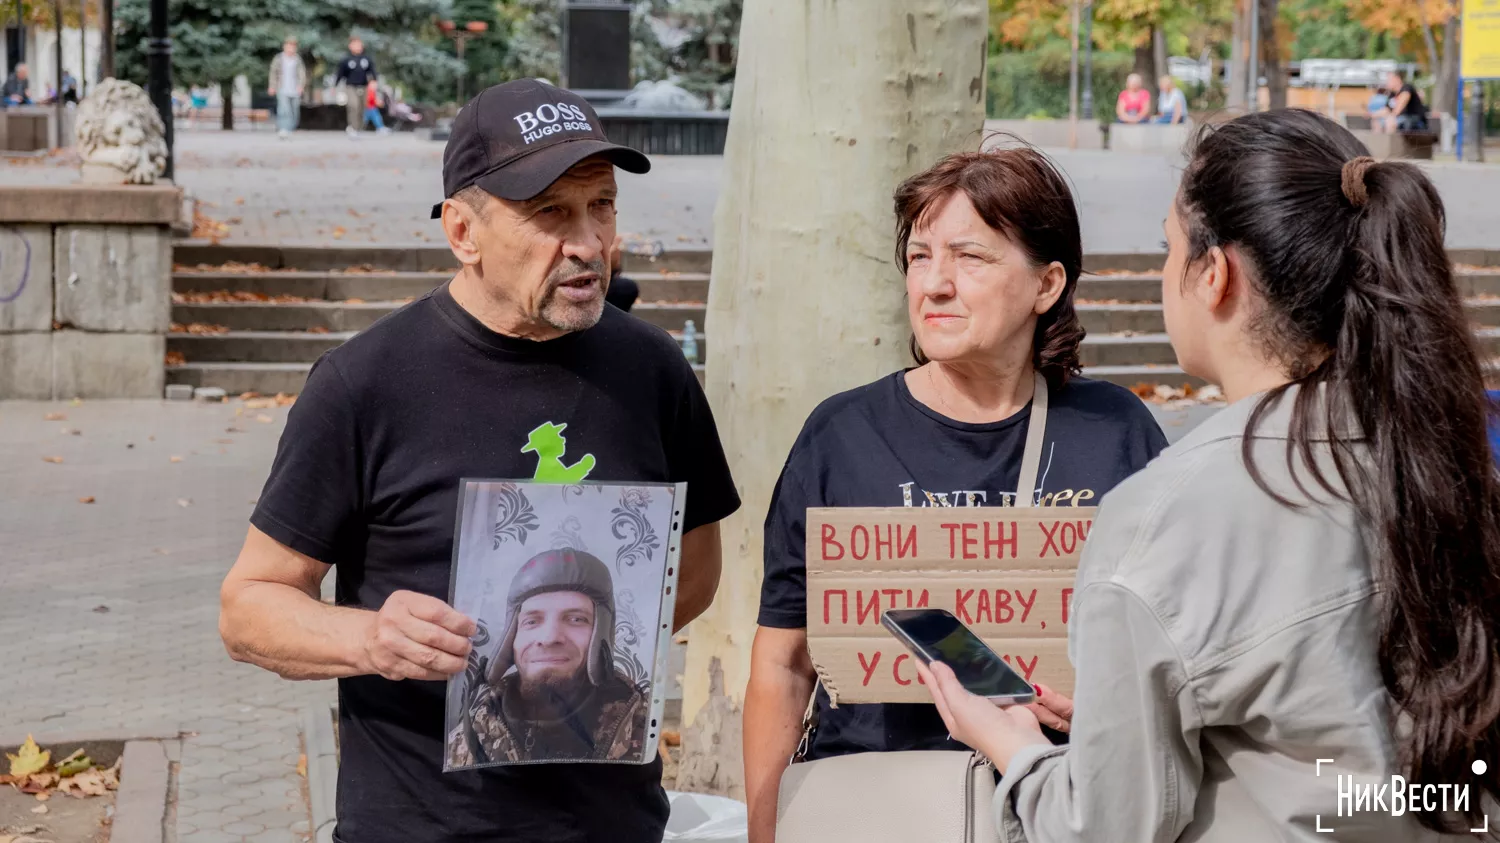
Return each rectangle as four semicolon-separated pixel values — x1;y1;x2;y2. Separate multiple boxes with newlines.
1458;78;1466;161
455;34;465;105
53;0;62;145
1247;0;1260;112
100;0;112;78
1081;1;1095;120
146;0;171;179
1069;0;1080;149
77;0;84;95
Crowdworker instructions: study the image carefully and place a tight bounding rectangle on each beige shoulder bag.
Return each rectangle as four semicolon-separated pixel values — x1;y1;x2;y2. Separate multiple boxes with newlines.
774;372;1050;843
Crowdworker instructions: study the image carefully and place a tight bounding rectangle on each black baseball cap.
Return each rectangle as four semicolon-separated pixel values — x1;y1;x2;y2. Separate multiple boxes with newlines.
430;80;650;219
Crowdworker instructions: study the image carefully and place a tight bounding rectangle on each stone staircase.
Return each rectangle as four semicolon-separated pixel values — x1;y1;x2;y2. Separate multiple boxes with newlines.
164;244;1500;395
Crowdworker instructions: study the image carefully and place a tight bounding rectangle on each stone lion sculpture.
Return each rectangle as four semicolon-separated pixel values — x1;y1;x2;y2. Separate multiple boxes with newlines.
75;79;169;185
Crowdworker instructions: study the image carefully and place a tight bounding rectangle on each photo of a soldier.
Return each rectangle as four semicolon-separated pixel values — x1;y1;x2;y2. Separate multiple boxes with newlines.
446;548;648;767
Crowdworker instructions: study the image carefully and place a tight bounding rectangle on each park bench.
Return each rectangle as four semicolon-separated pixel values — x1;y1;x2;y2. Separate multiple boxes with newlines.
1346;114;1441;160
1106;121;1194;155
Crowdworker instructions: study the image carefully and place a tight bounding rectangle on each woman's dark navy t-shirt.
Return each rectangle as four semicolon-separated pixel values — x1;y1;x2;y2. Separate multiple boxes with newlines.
757;371;1167;759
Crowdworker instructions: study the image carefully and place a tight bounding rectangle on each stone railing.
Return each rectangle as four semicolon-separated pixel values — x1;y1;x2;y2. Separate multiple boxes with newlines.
0;185;181;399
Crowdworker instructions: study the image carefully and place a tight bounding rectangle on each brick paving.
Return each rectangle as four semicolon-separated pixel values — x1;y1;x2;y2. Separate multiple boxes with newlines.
0;398;325;842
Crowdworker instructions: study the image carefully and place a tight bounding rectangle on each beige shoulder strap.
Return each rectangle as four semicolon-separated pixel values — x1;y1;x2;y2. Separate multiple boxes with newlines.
1014;372;1050;508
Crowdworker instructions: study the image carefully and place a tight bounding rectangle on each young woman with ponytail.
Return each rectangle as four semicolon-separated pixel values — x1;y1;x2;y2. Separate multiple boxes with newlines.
918;108;1500;841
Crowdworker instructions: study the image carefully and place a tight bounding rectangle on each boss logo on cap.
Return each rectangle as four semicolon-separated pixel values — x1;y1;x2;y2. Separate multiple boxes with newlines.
514;103;594;145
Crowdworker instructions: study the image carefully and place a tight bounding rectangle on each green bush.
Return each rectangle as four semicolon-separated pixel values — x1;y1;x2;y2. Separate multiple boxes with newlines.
986;43;1134;121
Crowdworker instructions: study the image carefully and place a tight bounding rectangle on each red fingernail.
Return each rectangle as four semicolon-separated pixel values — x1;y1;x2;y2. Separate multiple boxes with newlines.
1034;685;1042;696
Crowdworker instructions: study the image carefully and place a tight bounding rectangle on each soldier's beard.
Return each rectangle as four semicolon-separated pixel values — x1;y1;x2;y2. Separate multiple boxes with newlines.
517;664;591;715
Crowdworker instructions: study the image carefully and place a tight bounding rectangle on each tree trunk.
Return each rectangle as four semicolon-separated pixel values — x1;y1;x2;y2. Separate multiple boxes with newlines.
1133;38;1154;83
1152;24;1167;86
1261;0;1286;110
220;80;234;131
1421;20;1440;81
1226;0;1247;110
676;0;988;799
1434;17;1459;116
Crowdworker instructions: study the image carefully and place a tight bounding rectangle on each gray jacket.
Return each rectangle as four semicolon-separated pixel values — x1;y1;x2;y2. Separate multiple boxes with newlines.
995;385;1481;841
268;53;307;96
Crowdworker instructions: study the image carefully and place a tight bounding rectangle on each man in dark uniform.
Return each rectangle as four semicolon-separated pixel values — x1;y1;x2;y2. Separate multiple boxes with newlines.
334;37;377;136
447;549;646;766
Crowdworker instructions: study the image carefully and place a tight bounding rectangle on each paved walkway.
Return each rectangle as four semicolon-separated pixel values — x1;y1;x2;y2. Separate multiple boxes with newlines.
0;398;327;843
7;127;1500;252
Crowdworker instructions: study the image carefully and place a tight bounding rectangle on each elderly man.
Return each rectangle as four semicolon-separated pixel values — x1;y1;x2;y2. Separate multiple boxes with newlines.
2;63;31;106
447;549;647;766
219;79;740;843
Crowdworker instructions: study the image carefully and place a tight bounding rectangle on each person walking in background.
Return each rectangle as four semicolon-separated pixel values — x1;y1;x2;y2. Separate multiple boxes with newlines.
1115;73;1151;124
1153;75;1186;124
335;36;378;137
1375;69;1428;133
363;80;390;135
2;63;31;106
268;37;307;140
919;108;1500;842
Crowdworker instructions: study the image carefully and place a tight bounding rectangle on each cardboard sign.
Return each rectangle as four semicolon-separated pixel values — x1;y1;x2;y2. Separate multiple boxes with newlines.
804;506;1096;704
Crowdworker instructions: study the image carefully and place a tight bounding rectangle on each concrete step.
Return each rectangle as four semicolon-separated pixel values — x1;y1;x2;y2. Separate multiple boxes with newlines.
634;302;706;332
1076;275;1163;302
172;269;710;305
627;272;710;303
172;301;402;332
1082;365;1205;389
168;328;706;365
173;270;446;301
173;242;714;274
1079;332;1179;367
1076;298;1500;335
168;330;355;363
167;359;708;394
166;361;315;395
1079;271;1500;304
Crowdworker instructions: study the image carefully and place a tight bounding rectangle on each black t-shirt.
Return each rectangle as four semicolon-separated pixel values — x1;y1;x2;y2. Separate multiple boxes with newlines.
1398;83;1427;119
758;371;1166;759
251;284;740;843
337;54;377;87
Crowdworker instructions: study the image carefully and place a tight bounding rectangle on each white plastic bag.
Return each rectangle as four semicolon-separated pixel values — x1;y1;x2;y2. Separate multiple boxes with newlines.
662;790;749;843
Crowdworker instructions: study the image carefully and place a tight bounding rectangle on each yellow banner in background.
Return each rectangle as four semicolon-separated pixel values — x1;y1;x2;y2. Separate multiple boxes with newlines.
1465;0;1500;79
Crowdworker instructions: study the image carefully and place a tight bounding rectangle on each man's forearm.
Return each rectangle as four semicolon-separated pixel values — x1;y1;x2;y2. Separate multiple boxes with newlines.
221;580;375;680
744;669;816;843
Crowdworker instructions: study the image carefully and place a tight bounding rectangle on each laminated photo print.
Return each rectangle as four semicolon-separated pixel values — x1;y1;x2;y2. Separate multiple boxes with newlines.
443;479;685;771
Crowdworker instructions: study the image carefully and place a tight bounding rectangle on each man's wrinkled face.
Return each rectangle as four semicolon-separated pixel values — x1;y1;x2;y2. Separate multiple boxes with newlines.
514;591;594;695
471;158;617;335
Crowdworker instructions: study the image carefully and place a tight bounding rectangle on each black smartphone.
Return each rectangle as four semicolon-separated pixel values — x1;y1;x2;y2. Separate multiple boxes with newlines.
881;608;1036;704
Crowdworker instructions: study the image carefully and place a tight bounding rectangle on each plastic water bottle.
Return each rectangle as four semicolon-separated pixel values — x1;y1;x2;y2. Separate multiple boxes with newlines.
681;320;699;364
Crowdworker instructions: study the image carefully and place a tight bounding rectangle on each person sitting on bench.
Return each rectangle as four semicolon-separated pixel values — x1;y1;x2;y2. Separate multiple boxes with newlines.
1375;69;1428;134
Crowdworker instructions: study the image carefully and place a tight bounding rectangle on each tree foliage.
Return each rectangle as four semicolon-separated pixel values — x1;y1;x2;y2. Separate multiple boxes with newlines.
439;0;509;93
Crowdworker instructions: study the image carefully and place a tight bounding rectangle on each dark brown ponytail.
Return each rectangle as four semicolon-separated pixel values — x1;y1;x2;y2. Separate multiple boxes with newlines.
1179;109;1500;833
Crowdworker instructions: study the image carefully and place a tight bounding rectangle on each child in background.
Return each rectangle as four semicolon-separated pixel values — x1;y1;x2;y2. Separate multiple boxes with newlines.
364;80;390;135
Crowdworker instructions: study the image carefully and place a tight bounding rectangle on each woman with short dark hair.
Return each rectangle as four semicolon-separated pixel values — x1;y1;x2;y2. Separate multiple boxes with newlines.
921;109;1500;841
741;146;1167;842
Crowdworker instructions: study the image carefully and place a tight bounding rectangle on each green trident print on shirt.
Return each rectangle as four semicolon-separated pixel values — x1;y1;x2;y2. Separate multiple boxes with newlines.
521;421;596;483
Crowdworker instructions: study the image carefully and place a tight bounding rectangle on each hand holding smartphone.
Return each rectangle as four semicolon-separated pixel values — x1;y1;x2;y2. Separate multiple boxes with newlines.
881;608;1036;705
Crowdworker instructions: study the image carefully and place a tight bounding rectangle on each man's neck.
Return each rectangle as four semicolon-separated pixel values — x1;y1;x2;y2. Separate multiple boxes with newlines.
449;270;568;342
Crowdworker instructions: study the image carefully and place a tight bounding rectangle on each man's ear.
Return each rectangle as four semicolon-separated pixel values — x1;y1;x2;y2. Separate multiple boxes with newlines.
441;200;481;268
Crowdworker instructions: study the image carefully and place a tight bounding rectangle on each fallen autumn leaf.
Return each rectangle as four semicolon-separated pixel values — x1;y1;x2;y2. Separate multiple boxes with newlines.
41;456;62;464
78;496;95;504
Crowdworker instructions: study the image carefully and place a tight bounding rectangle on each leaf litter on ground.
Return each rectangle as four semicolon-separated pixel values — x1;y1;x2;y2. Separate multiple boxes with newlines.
1;737;119;801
